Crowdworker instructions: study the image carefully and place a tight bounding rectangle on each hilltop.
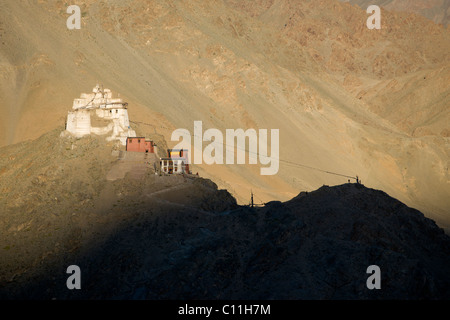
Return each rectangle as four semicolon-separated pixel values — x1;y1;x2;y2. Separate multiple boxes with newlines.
0;129;449;299
0;0;448;231
0;128;237;291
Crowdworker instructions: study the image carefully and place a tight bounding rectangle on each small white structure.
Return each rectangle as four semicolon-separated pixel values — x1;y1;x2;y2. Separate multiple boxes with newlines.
160;159;187;174
64;85;136;145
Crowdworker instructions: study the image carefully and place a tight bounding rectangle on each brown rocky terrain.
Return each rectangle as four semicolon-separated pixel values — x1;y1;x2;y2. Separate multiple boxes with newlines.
0;1;448;232
0;129;238;293
0;129;449;299
0;1;449;298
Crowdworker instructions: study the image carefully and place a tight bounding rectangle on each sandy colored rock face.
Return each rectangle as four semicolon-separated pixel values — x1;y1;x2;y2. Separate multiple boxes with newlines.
0;0;449;232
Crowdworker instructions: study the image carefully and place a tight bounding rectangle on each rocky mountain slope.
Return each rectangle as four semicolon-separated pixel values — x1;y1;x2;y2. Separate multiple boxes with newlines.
0;129;238;296
0;1;449;235
0;129;449;299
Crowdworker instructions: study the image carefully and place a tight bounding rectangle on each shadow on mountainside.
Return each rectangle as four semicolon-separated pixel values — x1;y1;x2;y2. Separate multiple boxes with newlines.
2;183;449;300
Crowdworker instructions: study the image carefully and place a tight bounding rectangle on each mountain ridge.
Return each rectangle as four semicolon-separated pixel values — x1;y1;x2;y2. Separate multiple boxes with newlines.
0;0;449;233
0;127;449;299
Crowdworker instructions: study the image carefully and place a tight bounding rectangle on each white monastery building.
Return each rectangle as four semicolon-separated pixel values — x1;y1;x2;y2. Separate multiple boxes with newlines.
63;85;136;145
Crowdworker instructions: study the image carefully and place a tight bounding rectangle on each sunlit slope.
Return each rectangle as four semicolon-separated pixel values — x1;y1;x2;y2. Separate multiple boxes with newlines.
0;0;448;230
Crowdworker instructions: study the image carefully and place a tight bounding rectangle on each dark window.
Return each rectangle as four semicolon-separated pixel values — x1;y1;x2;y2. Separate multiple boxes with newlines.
138;139;141;143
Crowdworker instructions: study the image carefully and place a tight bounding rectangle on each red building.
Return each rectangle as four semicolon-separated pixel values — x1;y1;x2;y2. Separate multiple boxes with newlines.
126;137;156;153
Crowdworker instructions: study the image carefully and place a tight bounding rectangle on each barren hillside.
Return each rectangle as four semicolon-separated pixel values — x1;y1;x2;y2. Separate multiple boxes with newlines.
0;0;449;231
0;130;449;299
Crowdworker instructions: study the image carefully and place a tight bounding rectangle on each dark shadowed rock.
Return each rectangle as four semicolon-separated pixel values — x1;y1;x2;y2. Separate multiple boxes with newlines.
2;182;449;300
